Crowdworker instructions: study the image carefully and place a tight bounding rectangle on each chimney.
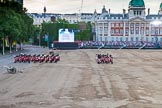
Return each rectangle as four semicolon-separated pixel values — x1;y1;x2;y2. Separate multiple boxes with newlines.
123;9;126;17
109;8;110;17
148;8;150;15
109;8;110;14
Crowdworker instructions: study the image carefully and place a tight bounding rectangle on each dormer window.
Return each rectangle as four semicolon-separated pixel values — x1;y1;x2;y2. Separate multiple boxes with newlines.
134;11;137;15
134;10;142;16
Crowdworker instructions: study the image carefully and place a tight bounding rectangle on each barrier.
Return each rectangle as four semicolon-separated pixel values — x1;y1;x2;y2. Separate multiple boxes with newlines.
54;42;79;50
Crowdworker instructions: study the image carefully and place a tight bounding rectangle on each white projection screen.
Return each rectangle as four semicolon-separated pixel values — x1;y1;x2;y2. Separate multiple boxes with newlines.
58;28;74;42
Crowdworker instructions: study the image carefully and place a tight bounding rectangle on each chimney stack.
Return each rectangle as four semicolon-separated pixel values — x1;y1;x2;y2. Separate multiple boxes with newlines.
109;8;110;14
148;8;150;15
123;9;126;17
109;9;110;17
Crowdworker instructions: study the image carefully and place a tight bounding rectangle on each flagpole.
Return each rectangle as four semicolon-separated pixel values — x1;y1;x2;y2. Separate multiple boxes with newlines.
2;36;5;55
39;25;41;47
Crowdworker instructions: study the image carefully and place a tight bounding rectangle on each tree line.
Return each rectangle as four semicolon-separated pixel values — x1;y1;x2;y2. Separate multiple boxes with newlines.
0;0;93;52
0;0;35;54
39;19;92;47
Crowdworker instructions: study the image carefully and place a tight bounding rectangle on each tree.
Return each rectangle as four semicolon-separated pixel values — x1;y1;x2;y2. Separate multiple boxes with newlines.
56;18;69;23
41;21;93;42
0;1;34;53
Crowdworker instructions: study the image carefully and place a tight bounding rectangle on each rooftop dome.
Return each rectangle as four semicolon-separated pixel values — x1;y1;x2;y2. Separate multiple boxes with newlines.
160;3;162;9
129;0;145;7
102;5;108;13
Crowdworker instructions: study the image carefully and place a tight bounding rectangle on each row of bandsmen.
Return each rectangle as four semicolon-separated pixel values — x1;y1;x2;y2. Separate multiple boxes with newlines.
14;53;60;63
96;54;113;64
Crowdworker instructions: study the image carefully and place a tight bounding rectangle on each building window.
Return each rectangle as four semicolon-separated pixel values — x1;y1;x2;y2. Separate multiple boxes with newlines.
139;11;142;15
111;23;114;27
135;27;139;34
116;29;119;34
136;37;139;42
160;28;162;34
131;28;134;34
125;23;129;27
104;34;108;36
116;37;119;41
100;37;102;41
112;37;114;41
116;23;119;27
146;37;149;42
104;23;108;26
160;38;162;42
100;27;103;32
125;29;129;35
152;38;154;42
151;28;155;35
130;23;134;27
120;23;123;27
131;37;134;41
155;28;159;35
104;27;108;31
126;37;128;41
120;29;123;34
146;29;149;35
135;23;139;26
141;28;144;35
99;23;102;26
120;37;123;41
134;11;137;15
111;29;114;34
105;37;108;41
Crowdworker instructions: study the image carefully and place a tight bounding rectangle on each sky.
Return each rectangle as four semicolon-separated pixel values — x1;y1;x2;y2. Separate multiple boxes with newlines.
24;0;162;14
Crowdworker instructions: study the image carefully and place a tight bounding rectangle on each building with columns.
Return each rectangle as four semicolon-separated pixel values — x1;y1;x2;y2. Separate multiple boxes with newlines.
94;0;162;42
28;0;162;42
28;13;61;26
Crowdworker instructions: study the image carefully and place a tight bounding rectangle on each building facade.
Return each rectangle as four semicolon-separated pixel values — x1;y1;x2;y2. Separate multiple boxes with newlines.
28;13;61;26
28;0;162;42
95;0;162;42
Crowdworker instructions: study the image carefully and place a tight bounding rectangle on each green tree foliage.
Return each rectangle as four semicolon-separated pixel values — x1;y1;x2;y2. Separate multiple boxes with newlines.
31;26;41;45
41;19;92;42
42;22;80;42
56;18;69;23
0;0;34;44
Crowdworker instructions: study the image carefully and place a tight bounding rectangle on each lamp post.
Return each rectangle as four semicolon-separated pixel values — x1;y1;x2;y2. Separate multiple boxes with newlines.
45;33;49;48
38;25;41;47
2;36;5;55
0;30;5;55
150;20;162;48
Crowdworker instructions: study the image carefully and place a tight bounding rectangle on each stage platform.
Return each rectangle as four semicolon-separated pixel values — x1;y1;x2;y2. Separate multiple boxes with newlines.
54;42;79;50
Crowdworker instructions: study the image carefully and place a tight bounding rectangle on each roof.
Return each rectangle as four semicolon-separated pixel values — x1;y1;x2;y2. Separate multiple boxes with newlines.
129;0;145;7
101;14;129;19
160;3;162;9
146;14;162;19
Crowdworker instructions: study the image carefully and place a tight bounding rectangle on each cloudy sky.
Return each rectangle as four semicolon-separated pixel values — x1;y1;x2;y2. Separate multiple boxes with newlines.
24;0;162;14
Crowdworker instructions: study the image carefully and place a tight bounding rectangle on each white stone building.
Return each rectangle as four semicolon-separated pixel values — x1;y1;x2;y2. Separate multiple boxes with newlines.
28;0;162;42
94;0;162;42
28;13;61;26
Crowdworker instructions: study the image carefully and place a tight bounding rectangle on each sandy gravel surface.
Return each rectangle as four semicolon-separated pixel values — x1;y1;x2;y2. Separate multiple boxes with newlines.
0;49;162;108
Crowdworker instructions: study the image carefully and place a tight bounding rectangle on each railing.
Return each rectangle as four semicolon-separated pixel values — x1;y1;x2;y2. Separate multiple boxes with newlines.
79;41;161;49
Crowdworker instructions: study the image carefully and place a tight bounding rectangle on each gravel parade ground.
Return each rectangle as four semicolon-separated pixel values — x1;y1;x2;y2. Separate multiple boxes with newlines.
0;49;162;108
